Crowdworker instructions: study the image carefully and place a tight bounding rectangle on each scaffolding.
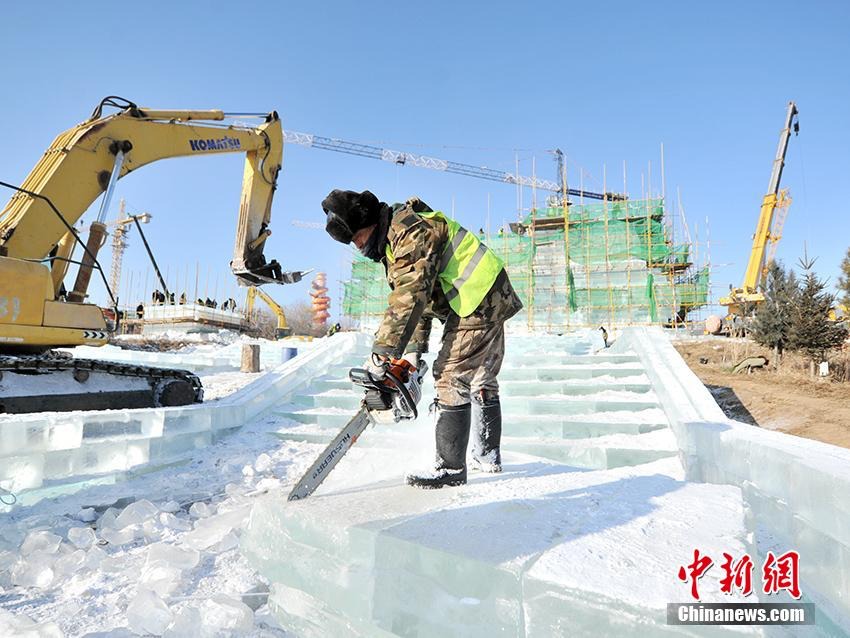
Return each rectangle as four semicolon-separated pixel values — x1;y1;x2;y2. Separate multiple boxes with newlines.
341;197;709;332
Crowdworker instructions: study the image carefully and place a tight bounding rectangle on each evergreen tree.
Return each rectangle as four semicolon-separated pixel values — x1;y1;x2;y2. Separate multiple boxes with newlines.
788;256;848;370
751;261;796;357
837;245;850;307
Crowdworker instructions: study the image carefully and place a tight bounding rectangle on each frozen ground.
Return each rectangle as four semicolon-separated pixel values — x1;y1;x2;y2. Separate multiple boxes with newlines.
0;364;338;636
1;329;848;636
65;332;314;375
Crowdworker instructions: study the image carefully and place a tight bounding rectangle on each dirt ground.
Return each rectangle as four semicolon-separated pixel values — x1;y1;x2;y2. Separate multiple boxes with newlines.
673;338;850;450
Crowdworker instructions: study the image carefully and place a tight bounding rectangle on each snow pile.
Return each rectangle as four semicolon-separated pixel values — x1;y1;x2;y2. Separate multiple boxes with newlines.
115;327;243;347
0;609;62;637
0;410;313;636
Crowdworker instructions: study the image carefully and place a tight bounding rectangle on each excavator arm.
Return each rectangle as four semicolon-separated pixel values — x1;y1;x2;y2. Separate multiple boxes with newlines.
0;97;304;354
0;97;296;292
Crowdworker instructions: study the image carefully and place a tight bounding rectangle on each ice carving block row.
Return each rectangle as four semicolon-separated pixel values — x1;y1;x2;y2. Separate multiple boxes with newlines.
0;333;369;506
620;327;850;630
247;332;759;635
243;458;755;638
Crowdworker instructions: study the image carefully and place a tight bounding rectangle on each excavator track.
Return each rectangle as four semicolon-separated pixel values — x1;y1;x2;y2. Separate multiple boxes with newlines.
0;351;203;414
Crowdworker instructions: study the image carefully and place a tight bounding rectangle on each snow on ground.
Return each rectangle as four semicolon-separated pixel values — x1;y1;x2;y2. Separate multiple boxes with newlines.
6;327;844;636
0;373;328;637
114;329;242;349
198;371;264;401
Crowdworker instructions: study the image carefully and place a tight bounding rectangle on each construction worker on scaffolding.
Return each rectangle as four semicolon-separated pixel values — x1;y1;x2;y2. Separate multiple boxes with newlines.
321;189;523;488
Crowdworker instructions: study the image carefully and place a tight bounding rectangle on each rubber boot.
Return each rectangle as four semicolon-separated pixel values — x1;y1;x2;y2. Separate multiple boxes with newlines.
406;403;471;489
471;398;502;473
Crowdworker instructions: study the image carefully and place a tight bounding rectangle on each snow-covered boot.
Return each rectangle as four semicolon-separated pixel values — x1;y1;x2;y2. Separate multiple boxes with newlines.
406;403;470;489
471;398;502;473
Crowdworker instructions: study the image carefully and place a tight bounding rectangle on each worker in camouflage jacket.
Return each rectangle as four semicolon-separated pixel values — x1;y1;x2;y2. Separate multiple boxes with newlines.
321;189;523;489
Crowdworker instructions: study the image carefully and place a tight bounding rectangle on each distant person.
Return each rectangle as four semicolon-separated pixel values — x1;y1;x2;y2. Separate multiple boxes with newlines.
136;303;144;319
599;326;609;348
179;293;187;305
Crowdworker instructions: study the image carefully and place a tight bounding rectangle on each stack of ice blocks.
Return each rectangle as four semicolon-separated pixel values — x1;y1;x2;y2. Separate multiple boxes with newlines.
243;332;758;636
0;333;362;507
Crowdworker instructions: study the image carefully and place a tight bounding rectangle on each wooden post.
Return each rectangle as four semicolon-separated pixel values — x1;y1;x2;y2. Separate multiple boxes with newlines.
241;344;260;373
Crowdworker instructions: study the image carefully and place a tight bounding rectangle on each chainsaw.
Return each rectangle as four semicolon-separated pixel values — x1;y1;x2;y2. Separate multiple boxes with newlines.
287;358;428;501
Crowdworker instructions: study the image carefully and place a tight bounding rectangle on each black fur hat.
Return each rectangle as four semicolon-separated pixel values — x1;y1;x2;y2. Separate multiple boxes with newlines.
321;189;382;244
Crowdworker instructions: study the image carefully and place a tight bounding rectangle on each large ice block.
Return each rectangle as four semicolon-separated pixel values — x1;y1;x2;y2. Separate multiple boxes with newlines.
250;328;850;635
243;458;756;637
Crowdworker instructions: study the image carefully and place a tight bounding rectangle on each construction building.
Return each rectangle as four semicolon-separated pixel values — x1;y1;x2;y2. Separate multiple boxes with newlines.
342;197;709;331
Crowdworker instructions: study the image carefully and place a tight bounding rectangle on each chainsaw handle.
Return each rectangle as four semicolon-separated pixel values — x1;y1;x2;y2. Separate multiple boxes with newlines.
349;360;427;422
384;366;418;420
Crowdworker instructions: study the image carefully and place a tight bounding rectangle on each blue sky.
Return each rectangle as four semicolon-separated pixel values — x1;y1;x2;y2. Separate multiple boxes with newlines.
2;1;849;318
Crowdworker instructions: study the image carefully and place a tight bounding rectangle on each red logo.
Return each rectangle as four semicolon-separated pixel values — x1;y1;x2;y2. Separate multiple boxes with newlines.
678;550;801;600
719;553;754;596
678;550;713;600
762;551;801;599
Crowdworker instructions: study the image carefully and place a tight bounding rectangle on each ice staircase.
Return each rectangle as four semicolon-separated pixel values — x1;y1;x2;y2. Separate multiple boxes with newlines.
272;334;678;472
243;331;790;637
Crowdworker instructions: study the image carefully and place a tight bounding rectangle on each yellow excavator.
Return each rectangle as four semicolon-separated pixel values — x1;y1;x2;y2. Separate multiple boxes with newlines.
245;286;291;339
719;101;799;333
0;96;303;413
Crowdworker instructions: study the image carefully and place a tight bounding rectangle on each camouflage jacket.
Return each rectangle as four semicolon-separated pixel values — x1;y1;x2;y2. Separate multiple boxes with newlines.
372;198;523;357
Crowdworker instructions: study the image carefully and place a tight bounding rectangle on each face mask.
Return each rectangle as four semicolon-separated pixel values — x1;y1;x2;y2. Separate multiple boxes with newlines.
324;210;354;244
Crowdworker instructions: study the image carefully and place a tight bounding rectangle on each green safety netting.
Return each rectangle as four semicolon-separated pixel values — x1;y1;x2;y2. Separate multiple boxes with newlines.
342;198;709;327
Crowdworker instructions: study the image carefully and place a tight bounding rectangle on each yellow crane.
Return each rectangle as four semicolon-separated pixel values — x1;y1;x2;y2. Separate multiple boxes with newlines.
0;96;304;412
720;101;799;320
245;286;291;339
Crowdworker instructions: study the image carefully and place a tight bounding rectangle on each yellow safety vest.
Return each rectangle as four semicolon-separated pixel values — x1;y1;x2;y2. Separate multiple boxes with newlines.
385;210;504;317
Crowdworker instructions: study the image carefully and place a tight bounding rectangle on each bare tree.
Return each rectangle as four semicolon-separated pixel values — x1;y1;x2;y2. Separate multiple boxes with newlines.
284;301;325;337
246;309;278;340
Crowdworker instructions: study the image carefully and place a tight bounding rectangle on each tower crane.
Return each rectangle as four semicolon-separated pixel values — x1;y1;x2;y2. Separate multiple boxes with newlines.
106;199;151;300
282;131;625;202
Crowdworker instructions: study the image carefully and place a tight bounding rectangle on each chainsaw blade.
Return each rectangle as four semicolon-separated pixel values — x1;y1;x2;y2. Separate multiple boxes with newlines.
287;407;374;501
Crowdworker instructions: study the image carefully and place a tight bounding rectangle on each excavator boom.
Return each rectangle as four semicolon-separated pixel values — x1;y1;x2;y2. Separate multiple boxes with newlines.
0;98;291;287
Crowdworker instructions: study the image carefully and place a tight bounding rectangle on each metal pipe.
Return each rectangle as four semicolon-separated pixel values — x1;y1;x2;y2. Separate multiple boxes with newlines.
138;109;225;121
133;215;170;300
96;150;125;223
51;230;76;297
67;222;108;302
